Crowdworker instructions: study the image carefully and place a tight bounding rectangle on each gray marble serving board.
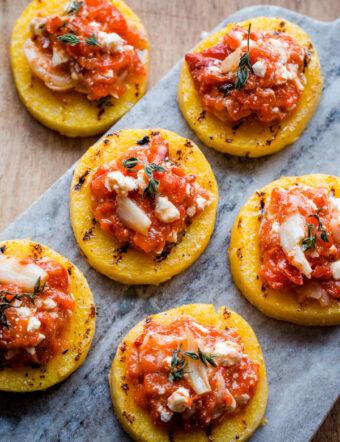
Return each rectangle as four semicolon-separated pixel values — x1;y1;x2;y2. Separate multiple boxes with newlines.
1;5;340;442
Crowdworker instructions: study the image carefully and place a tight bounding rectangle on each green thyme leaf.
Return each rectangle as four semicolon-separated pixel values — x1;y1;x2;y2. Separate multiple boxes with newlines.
142;178;160;199
169;345;190;383
122;157;166;199
85;32;101;47
185;347;217;367
57;33;81;45
122;157;139;170
235;24;253;90
309;207;330;243
149;163;166;173
302;223;316;251
183;351;199;360
67;0;84;14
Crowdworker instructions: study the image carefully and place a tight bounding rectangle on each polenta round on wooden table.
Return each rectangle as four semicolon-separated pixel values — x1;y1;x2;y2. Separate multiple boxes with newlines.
70;128;218;285
0;239;96;392
109;304;268;441
229;174;340;326
10;0;149;137
178;17;323;157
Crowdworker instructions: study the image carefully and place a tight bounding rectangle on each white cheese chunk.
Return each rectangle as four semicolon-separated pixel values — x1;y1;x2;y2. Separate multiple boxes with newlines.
269;38;288;63
116;196;151;235
330;261;340;280
279;214;312;278
252;61;266;77
16;307;32;318
0;255;48;291
196;195;209;211
155;195;180;223
43;298;57;310
37;333;46;344
27;316;41;332
105;171;138;197
29;17;47;37
97;31;125;53
206;65;221;74
158;406;173;423
167;387;191;413
237;393;250;406
52;45;70;67
26;347;36;355
213;341;242;367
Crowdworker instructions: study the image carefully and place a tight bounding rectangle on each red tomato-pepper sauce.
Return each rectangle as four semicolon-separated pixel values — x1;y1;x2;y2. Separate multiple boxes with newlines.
90;134;212;254
32;0;146;101
185;25;306;123
0;259;74;367
126;317;259;429
260;185;340;304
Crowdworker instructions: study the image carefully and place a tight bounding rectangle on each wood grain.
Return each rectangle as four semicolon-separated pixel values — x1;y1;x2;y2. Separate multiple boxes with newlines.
0;0;339;440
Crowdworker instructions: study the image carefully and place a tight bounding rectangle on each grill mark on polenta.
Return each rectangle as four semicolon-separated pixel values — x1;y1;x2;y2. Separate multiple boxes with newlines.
0;246;6;254
83;228;95;241
113;244;129;264
136;135;150;145
122;411;135;424
74;169;91;191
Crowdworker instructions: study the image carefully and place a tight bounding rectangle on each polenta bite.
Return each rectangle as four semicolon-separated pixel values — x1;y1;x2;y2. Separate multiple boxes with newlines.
70;129;218;285
109;304;268;441
178;17;323;157
11;0;149;137
0;239;96;392
229;174;340;326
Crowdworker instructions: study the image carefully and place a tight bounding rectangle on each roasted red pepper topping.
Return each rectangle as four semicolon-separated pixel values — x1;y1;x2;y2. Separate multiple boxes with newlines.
90;135;212;254
185;25;305;123
26;0;147;101
127;317;259;429
0;259;74;367
260;185;340;304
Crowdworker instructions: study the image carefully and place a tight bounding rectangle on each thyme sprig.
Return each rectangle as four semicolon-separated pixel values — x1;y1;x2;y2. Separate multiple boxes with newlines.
169;345;190;383
184;348;217;368
168;344;218;383
302;207;329;251
122;157;166;199
302;223;316;251
235;24;254;90
0;278;47;328
310;207;330;243
57;32;102;48
67;0;84;14
85;32;101;47
57;33;81;45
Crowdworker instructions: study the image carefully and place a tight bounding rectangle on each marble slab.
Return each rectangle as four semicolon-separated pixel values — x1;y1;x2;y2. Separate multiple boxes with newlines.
1;5;340;442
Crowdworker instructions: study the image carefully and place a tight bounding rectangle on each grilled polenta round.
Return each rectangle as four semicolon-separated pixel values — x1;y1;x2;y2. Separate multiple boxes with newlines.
0;239;96;392
10;0;149;137
70;128;218;285
229;174;340;326
178;17;323;157
109;303;268;441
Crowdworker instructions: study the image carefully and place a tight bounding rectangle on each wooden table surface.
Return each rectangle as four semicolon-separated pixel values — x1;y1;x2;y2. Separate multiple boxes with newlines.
0;0;339;440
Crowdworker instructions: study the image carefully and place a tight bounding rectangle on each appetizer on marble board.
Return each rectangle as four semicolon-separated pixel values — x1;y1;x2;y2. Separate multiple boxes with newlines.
178;17;323;157
109;304;268;441
10;0;149;137
0;239;96;392
70;129;218;285
229;174;340;325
